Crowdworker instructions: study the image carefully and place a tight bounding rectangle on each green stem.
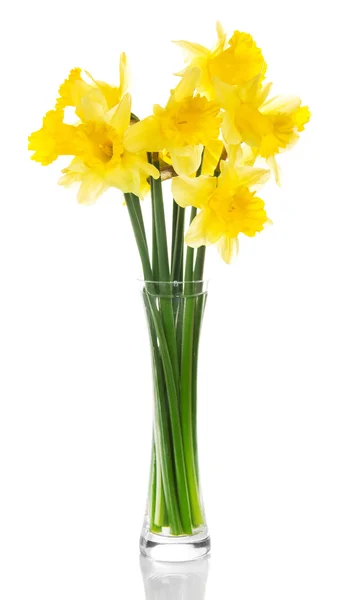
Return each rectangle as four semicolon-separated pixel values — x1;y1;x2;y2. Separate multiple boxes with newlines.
171;202;185;374
149;443;162;533
127;170;213;535
184;207;197;287
152;393;180;534
148;153;180;388
148;153;170;282
179;154;206;527
191;291;207;481
191;245;206;480
185;149;205;287
180;293;204;527
124;194;152;281
130;193;148;249
126;194;180;532
171;199;178;267
171;205;185;283
194;246;206;282
154;444;165;527
146;291;193;535
173;205;186;370
151;200;159;281
126;192;165;529
145;294;183;535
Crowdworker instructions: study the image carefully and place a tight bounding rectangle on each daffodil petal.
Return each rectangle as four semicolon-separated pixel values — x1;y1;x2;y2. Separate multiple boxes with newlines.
170;145;203;177
77;92;106;122
267;156;281;186
106;164;141;197
185;211;207;247
292;105;311;131
260;95;301;115
77;173;108;205
56;68;93;111
202;139;224;176
241;144;258;166
58;157;88;186
124;116;162;153
28;109;80;165
119;52;129;98
238;74;264;105
226;144;243;167
84;64;126;111
213;77;238;111
235;166;270;188
217;235;239;263
221;112;242;145
185;208;223;247
173;68;200;103
125;152;160;179
173;40;210;61
255;82;273;108
172;175;216;209
215;21;226;51
110;93;132;137
218;160;241;190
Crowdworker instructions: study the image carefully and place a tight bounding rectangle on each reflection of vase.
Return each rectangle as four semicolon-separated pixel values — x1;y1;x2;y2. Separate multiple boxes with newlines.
139;281;210;562
140;555;209;600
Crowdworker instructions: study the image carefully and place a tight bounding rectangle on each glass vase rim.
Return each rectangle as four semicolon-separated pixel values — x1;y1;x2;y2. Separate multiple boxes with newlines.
138;279;209;298
138;279;210;284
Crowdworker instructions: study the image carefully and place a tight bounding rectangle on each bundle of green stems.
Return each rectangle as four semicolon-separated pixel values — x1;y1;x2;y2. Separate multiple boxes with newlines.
125;152;207;535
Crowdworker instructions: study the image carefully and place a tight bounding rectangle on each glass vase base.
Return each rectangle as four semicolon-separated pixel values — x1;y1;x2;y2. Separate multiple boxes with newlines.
140;524;211;562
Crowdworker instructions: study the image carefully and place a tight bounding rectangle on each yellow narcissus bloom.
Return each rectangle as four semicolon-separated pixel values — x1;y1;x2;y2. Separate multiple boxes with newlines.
56;52;128;117
29;93;159;204
214;76;311;183
172;161;270;263
123;69;221;177
174;23;266;100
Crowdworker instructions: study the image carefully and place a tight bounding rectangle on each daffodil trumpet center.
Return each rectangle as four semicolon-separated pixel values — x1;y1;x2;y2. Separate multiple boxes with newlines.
98;140;114;161
157;96;221;147
80;121;118;165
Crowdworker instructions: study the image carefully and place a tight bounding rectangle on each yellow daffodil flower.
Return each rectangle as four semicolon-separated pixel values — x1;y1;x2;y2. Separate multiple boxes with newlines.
214;76;310;183
174;23;266;100
123;69;221;177
29;93;159;204
56;52;128;118
172;161;270;263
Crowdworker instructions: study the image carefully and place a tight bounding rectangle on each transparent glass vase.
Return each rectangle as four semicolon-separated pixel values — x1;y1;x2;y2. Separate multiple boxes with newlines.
139;280;211;562
140;554;210;599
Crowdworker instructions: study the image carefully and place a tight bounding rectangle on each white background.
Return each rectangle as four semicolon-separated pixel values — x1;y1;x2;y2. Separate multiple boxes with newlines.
1;0;355;598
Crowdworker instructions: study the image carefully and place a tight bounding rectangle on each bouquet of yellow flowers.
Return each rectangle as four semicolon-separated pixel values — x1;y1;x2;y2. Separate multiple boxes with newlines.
29;23;309;561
